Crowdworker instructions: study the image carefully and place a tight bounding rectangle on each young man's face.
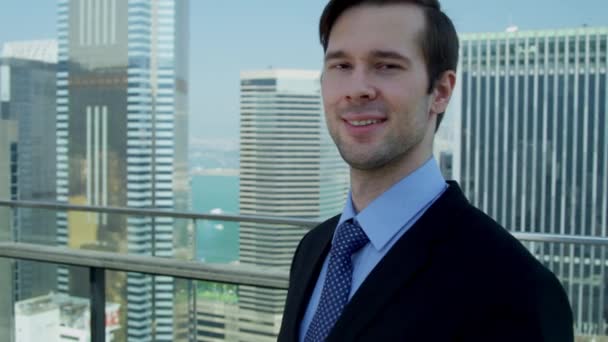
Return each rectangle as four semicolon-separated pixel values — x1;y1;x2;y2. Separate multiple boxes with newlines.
321;4;438;171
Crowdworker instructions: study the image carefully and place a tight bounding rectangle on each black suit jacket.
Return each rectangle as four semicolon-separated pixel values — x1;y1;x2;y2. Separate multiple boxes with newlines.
278;182;574;341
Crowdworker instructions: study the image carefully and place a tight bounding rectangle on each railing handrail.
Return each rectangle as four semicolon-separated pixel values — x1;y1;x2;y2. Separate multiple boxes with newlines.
0;242;290;289
0;199;319;228
2;199;608;246
512;233;608;246
1;235;607;292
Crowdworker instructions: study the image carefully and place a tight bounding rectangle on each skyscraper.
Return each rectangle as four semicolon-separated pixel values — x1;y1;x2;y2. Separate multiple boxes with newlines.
0;40;58;342
0;118;17;342
0;40;58;302
234;69;349;340
447;26;608;335
55;1;189;341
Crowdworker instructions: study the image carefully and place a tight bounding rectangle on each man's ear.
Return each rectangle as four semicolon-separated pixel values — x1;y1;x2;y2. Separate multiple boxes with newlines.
430;70;456;116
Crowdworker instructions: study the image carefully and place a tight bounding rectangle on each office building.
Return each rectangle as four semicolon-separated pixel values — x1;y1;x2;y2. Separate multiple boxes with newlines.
55;0;190;340
0;40;58;342
0;118;17;342
195;295;239;342
14;293;120;342
0;40;58;302
235;69;349;340
446;26;608;335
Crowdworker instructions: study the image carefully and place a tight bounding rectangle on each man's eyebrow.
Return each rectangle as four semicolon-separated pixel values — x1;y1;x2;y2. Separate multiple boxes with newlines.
324;50;349;62
370;50;412;65
324;49;412;65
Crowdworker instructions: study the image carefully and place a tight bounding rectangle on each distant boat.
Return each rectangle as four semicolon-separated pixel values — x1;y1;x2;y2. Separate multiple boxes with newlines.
209;209;225;230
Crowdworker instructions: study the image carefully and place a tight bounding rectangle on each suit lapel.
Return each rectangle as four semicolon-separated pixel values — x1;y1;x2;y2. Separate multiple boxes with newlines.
287;215;339;341
327;182;468;341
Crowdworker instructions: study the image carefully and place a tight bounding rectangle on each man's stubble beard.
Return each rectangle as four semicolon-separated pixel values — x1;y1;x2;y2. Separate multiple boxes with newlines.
332;126;425;172
326;98;431;173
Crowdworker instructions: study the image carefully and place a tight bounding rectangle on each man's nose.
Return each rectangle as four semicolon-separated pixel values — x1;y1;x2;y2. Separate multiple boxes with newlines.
344;70;377;102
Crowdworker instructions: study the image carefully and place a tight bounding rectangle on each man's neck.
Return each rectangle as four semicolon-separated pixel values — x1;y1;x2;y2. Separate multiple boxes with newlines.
350;149;432;213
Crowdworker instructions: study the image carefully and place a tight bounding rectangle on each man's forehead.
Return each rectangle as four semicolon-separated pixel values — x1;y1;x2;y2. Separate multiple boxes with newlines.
330;3;426;35
326;4;426;56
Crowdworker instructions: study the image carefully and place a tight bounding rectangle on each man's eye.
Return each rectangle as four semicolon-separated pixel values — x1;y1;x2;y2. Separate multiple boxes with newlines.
329;63;351;70
377;63;401;70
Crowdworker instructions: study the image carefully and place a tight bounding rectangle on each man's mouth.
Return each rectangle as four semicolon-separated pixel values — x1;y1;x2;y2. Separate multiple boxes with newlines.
347;119;385;127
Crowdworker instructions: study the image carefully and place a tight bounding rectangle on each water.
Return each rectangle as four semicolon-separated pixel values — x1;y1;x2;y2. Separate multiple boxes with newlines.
191;174;239;263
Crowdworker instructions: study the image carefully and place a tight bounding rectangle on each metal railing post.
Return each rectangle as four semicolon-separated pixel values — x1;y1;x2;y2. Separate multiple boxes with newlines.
90;266;106;342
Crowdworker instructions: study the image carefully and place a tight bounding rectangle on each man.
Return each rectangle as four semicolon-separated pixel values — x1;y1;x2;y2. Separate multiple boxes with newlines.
278;0;574;341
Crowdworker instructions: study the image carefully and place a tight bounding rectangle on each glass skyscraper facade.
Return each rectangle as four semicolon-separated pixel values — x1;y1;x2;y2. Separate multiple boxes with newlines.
0;40;58;342
0;40;58;303
449;27;608;335
232;69;348;340
0;113;17;342
55;0;189;341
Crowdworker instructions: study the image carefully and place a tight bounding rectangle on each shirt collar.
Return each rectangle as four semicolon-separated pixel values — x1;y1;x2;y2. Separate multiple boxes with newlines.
337;157;447;252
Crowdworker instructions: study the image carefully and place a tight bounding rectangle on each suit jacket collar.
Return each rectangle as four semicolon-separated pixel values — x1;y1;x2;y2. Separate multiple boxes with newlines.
288;181;469;341
338;157;447;252
286;214;338;340
327;181;469;340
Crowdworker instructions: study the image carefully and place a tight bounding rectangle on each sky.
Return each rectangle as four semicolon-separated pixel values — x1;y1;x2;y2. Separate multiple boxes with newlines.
0;0;606;142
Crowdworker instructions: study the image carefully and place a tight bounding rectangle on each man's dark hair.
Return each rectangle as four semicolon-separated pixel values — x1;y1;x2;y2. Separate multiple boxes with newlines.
319;0;459;131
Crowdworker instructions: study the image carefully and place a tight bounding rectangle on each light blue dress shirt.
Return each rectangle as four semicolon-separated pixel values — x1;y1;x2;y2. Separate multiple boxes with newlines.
298;157;448;341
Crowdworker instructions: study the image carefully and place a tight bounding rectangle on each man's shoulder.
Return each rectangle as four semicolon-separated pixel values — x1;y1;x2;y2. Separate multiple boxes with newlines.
429;185;559;283
447;201;564;291
451;203;539;266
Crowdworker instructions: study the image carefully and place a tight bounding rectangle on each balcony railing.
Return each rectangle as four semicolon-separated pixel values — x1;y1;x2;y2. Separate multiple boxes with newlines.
0;199;607;341
0;241;289;342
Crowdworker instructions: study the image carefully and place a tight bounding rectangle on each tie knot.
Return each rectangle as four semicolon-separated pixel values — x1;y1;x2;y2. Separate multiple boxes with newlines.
331;219;369;256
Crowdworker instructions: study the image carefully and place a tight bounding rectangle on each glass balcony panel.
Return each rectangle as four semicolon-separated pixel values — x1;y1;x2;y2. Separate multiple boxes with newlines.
1;202;607;340
196;218;239;265
0;258;92;342
195;280;287;342
521;240;608;339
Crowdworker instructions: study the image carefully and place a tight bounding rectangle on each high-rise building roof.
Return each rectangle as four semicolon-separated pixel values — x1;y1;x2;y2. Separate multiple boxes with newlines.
1;40;57;64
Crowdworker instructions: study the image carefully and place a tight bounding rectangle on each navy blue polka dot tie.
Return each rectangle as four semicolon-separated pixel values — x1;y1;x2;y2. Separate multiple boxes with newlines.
305;219;369;341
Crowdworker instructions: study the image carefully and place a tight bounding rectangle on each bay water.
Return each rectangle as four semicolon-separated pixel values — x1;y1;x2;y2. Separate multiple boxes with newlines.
191;174;239;263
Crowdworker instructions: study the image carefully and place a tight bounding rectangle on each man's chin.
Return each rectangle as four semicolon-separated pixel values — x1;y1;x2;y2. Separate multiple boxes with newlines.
341;154;388;171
